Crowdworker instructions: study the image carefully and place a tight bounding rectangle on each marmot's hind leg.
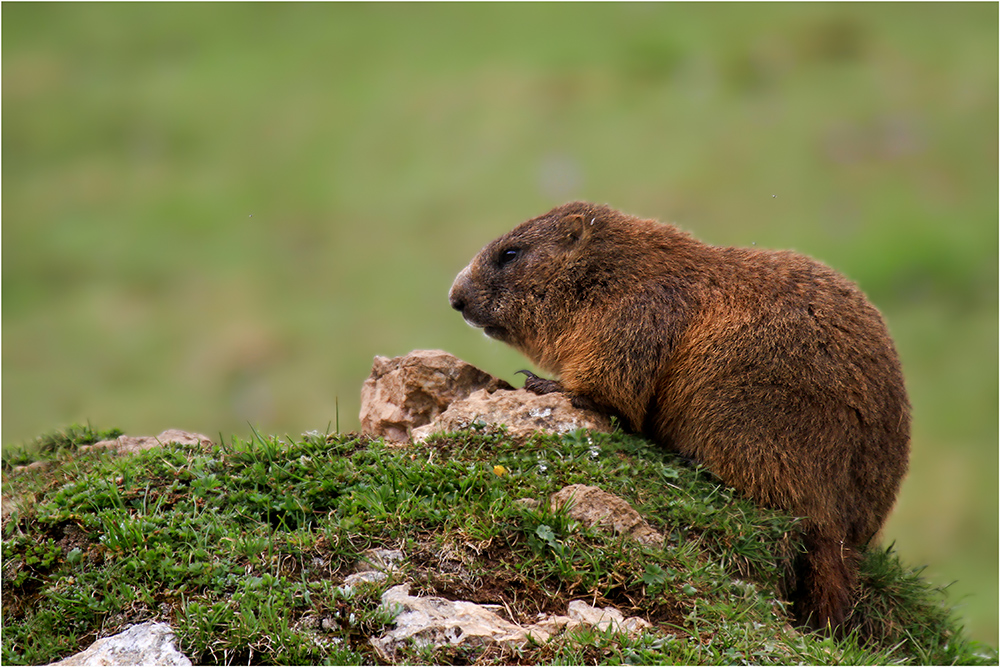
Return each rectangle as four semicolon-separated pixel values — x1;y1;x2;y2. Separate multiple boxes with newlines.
793;532;857;633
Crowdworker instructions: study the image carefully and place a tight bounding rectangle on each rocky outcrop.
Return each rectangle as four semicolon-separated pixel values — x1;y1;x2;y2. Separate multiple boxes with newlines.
359;350;512;442
412;388;612;441
48;621;190;666
360;350;611;443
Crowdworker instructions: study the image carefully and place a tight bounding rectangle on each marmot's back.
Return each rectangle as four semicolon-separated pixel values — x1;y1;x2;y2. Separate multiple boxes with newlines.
449;201;910;630
656;247;909;543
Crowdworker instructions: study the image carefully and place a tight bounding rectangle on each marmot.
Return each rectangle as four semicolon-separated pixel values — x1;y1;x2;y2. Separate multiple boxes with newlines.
449;201;910;631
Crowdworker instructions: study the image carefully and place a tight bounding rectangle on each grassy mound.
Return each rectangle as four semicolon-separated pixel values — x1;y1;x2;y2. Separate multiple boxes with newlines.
2;425;995;665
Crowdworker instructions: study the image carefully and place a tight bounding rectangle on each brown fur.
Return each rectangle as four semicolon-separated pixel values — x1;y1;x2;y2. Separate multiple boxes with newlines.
449;201;910;631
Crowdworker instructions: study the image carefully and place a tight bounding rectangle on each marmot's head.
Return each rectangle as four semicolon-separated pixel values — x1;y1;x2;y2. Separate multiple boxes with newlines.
450;201;698;368
449;201;626;365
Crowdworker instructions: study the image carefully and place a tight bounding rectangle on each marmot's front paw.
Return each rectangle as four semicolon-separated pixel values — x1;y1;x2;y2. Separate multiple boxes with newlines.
516;370;563;396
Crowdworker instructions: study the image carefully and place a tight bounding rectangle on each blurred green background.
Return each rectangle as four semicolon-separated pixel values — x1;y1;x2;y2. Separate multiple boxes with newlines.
3;2;996;645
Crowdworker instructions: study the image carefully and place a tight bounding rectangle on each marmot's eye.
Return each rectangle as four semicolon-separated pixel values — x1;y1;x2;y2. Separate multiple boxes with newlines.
497;248;520;267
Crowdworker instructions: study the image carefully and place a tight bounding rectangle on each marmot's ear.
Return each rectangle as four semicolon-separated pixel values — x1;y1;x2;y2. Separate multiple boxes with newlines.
556;213;594;248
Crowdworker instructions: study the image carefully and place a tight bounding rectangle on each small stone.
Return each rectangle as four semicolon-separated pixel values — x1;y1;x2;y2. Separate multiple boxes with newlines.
81;430;213;455
343;570;388;587
356;548;405;574
567;599;651;633
340;548;405;592
550;484;665;548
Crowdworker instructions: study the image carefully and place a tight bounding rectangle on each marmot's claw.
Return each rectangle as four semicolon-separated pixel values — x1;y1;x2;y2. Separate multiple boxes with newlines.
517;370;561;395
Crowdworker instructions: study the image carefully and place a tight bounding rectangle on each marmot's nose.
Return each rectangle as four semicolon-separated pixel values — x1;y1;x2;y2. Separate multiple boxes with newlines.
449;266;471;313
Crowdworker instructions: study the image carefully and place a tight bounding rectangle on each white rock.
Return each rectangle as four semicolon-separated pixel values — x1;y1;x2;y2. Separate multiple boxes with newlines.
371;584;525;660
49;621;191;666
371;584;650;660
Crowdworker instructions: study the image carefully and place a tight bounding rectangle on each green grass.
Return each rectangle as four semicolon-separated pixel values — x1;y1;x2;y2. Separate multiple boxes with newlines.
2;426;996;666
3;2;996;644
